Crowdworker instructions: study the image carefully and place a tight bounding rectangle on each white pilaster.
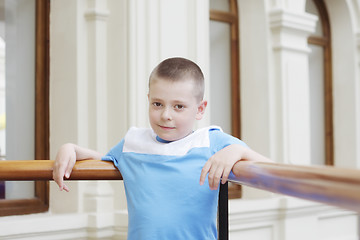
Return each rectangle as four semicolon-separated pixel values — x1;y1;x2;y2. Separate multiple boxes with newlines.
127;0;151;128
357;31;360;168
50;0;83;214
85;0;109;153
268;0;306;14
268;8;317;165
0;38;5;156
50;1;116;233
126;0;210;129
84;181;115;239
82;2;117;238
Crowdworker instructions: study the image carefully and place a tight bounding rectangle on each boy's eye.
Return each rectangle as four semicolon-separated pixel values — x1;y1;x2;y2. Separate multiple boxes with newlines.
174;104;184;110
152;102;162;107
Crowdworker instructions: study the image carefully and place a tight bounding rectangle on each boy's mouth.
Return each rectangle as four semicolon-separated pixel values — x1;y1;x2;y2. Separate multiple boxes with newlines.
159;125;176;130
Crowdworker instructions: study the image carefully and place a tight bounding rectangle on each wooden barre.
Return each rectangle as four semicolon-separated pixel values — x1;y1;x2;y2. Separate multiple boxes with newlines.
0;160;359;212
0;160;122;181
229;161;360;213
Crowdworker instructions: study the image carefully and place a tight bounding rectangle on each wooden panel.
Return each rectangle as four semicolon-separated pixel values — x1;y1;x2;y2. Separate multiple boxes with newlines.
0;198;49;217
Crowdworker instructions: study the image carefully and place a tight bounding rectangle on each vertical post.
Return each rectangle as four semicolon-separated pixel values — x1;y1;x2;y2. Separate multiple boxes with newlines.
0;181;4;199
218;182;229;240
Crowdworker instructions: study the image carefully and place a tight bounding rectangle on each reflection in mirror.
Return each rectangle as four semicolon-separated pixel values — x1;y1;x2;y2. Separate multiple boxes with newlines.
0;0;35;200
210;21;232;135
0;0;5;199
210;0;230;12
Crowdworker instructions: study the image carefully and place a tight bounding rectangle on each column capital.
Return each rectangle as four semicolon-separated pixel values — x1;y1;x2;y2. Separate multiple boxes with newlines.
85;0;109;21
269;8;318;53
84;9;110;21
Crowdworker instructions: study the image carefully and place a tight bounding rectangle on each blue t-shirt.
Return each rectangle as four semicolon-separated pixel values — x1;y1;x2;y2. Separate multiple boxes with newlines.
102;126;246;240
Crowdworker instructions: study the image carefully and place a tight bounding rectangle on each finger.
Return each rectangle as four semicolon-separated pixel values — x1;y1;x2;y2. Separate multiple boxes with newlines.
206;164;217;189
54;177;64;191
62;183;70;192
210;167;223;190
65;155;76;179
221;166;232;184
200;162;211;185
53;163;66;190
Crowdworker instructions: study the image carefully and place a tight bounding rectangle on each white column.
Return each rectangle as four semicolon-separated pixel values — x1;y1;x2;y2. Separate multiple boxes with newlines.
82;1;117;238
239;0;272;157
127;0;152;128
0;38;5;157
268;8;317;165
126;0;210;128
50;0;84;214
357;31;360;168
84;0;109;153
84;181;115;239
50;3;116;237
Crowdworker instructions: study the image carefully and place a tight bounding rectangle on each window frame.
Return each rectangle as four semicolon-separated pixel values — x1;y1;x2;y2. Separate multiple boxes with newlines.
308;0;334;166
210;0;241;199
0;0;50;216
210;0;240;140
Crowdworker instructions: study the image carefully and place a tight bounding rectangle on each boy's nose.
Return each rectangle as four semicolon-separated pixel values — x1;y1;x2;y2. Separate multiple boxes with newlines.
161;108;172;121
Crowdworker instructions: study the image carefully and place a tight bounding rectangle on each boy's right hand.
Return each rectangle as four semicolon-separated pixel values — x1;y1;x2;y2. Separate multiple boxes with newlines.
52;143;77;192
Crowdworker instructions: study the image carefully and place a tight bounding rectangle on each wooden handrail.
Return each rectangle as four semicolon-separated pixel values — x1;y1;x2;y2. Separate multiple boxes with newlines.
229;161;360;212
0;160;359;212
0;160;122;181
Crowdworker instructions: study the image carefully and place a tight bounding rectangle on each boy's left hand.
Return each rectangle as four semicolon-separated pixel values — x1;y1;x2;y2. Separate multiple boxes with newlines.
199;144;246;190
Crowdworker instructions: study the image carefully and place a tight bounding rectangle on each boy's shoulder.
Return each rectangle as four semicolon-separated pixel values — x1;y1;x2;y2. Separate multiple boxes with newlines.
207;127;247;151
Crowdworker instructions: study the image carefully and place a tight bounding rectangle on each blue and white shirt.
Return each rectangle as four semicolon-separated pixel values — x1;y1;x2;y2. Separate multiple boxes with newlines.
102;126;246;240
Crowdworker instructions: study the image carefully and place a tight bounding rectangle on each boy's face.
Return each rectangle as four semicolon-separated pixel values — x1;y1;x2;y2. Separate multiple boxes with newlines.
148;77;207;142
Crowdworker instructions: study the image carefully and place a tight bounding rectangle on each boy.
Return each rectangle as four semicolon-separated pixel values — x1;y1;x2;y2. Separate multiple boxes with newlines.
53;57;270;239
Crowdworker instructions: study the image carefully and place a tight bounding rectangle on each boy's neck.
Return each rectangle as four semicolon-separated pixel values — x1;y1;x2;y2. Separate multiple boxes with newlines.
155;130;195;143
156;136;173;143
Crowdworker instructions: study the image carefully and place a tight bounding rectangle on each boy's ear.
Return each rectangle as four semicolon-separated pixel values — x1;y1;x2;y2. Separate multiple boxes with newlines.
196;100;207;120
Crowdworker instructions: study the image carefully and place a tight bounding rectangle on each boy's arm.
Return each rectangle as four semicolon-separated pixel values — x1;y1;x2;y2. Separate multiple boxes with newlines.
231;147;272;177
52;143;103;192
199;144;271;190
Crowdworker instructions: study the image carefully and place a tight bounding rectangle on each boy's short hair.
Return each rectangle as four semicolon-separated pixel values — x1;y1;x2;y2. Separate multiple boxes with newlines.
149;57;205;101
